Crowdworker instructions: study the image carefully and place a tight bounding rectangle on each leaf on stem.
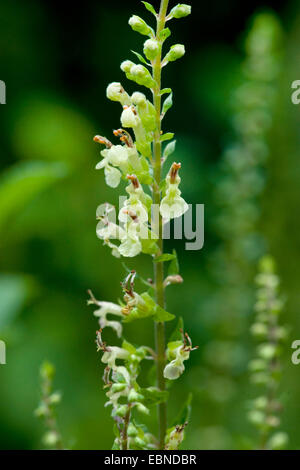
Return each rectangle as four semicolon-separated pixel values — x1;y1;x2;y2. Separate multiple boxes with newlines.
154;253;176;263
162;91;173;115
160;132;174;142
163;140;176;161
168;249;180;275
131;50;149;66
142;2;157;16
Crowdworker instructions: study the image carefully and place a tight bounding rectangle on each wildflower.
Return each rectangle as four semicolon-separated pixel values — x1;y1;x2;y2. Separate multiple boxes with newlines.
163;331;197;380
128;15;152;36
143;39;159;60
160;162;188;220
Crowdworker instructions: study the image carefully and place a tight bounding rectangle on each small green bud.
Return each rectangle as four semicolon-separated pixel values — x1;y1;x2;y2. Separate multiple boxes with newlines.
121;106;138;128
111;383;127;393
267;432;289;450
34;404;48;418
130;64;155;87
121;60;135;73
128;389;140;402
106;82;130;106
266;415;280;428
170;4;191;19
250;322;268;338
143;39;159;60
165;44;185;62
40;361;55;381
258;343;277;360
129;15;152;36
42;431;59;447
49;392;61;405
253;396;268;410
127;423;138;437
115;405;128;417
248;409;265;426
134;437;146;447
131;92;147;106
248;359;267;372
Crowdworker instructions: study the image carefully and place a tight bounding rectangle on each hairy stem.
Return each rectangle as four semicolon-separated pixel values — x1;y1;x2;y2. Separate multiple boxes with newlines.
152;0;169;450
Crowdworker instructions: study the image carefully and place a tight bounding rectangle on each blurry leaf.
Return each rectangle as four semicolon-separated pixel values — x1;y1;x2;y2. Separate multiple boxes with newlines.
0;161;67;231
168;249;180;275
131;50;149;65
163;140;176;161
140;387;169;406
160;132;174;142
154;253;176;263
0;274;34;330
162;92;173;115
142;2;157;16
172;393;193;426
168;316;184;342
153;304;175;322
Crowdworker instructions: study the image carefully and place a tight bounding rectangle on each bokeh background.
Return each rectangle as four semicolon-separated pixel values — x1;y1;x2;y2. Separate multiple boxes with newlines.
1;0;300;449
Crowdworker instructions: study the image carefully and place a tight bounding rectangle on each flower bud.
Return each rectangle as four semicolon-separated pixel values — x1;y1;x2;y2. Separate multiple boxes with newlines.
121;107;138;128
143;39;159;60
127;423;138;437
42;431;59;447
267;432;289;450
165;44;185;62
128;389;140;402
121;60;134;73
129;15;152;36
131;92;147;106
106;82;130;106
115;405;128;417
111;383;127;393
136;403;149;415
170;4;191;19
130;64;155;88
248;410;265;426
49;392;61;405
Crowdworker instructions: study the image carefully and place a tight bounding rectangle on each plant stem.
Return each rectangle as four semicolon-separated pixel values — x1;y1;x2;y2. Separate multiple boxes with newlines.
152;0;169;450
121;406;131;450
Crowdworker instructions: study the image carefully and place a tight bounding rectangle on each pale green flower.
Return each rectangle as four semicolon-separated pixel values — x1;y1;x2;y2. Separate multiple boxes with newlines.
160;162;188;220
121;106;139;128
170;4;191;19
143;39;159;60
165;44;185;62
102;346;130;369
128;15;152;36
93;301;124;337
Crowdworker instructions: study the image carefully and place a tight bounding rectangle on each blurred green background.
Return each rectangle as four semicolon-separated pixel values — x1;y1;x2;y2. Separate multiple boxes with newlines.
1;0;300;449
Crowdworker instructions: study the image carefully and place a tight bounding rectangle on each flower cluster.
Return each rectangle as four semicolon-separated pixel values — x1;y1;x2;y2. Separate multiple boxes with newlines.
90;0;194;450
248;256;289;449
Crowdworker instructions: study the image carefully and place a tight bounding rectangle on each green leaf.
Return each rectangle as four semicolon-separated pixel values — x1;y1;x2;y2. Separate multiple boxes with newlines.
0;161;67;232
153;304;175;322
159;27;171;42
131;50;149;65
140;387;169;406
172;393;193;426
168;316;184;343
160;132;174;142
162;91;173;115
122;340;137;355
168;249;180;275
161;88;172;96
163;140;176;160
142;1;157;16
154;253;176;263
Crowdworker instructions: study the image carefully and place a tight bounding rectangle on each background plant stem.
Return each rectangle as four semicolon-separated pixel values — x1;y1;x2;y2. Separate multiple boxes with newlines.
152;0;169;450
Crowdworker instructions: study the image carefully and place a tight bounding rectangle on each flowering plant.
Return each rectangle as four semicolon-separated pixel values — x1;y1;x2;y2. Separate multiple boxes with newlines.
89;0;196;450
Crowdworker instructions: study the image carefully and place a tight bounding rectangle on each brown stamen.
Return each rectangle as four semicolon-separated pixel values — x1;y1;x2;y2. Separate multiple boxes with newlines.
170;162;181;183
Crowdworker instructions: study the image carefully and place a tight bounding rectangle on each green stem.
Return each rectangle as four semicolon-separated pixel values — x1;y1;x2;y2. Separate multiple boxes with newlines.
152;0;169;450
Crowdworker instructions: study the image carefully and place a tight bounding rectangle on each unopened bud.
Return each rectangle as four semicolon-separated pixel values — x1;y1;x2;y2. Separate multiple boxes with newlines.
129;15;152;36
130;64;155;88
131;92;147;106
121;106;138;128
170;4;191;19
106;82;130;106
165;44;185;62
143;39;159;60
121;60;134;73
